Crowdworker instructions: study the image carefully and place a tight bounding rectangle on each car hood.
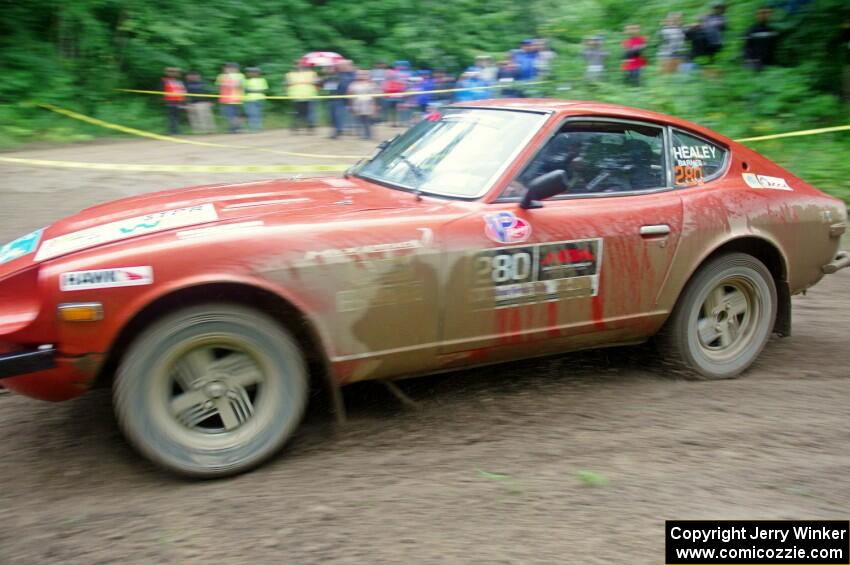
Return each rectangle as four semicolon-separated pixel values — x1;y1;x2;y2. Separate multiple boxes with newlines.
0;175;422;276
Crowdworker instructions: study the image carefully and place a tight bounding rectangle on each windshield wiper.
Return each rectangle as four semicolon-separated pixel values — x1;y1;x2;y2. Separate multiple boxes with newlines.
396;155;427;200
397;155;426;181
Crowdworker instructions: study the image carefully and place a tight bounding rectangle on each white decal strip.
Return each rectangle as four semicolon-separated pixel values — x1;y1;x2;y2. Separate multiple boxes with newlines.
176;221;265;239
224;198;310;209
36;203;218;261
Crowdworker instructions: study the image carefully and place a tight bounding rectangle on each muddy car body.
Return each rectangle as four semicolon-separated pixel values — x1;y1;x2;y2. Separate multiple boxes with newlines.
1;99;847;476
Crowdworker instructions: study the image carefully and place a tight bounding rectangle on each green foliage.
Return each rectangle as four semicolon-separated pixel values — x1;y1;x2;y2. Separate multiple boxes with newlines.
0;0;848;203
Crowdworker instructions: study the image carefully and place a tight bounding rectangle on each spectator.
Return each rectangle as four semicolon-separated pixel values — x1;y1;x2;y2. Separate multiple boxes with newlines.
370;61;389;122
703;2;728;62
243;67;268;131
216;62;245;133
393;61;415;126
454;69;488;102
399;69;421;125
497;58;522;97
370;61;388;84
286;60;319;133
161;67;186;135
185;71;215;134
683;18;711;71
348;70;378;139
415;70;435;112
475;55;498;84
513;39;539;81
744;7;781;72
329;60;355;139
431;69;454;105
621;24;648;86
534;39;556;78
658;13;686;73
382;69;406;127
582;36;608;82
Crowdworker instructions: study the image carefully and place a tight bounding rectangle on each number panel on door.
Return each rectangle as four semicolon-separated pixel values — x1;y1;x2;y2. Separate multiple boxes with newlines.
467;239;602;311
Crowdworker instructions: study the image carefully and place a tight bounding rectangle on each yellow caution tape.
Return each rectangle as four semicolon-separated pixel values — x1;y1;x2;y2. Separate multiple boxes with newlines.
116;81;549;101
0;156;347;173
39;103;363;160
735;124;850;143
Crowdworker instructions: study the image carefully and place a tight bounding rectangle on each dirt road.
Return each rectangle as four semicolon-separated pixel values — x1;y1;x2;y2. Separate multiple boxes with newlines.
1;127;848;564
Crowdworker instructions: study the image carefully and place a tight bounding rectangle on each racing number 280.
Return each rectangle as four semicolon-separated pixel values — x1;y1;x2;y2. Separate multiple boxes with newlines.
476;251;533;284
674;165;704;186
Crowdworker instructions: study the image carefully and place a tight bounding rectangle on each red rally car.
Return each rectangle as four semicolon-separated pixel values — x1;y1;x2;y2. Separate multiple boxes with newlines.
0;100;847;477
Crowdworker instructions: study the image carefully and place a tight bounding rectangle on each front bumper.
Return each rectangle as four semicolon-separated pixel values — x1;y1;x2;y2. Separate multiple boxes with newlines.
0;346;56;379
822;251;850;274
0;348;101;401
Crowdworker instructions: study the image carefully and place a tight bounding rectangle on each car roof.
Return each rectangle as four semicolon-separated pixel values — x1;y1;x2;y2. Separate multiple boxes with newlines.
456;98;734;146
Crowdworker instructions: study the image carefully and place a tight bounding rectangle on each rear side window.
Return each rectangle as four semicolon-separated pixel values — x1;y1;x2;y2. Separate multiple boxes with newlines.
671;130;727;187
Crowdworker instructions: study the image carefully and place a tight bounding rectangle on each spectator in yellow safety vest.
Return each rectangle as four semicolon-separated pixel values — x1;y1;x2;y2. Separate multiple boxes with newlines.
243;67;269;132
286;61;319;133
161;67;186;134
216;62;245;133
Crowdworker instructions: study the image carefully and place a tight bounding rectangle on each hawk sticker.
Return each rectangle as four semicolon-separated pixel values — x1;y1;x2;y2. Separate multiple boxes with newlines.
60;266;154;291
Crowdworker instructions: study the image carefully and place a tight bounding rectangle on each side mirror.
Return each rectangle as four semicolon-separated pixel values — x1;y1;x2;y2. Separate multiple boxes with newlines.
520;170;568;209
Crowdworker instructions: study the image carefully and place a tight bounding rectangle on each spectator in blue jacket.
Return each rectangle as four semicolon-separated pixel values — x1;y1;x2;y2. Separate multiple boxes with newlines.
415;70;435;112
513;40;539;80
454;70;488;102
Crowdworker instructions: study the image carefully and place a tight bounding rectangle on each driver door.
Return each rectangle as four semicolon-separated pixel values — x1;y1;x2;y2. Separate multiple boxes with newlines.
438;119;683;361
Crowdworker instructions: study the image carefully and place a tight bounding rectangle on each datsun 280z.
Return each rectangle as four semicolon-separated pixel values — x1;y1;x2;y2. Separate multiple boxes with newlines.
0;100;847;477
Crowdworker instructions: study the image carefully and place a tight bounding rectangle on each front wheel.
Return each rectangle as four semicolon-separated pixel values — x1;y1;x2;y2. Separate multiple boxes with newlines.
658;253;777;379
114;304;308;478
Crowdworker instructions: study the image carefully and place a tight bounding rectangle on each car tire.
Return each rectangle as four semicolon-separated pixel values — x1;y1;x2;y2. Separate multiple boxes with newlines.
658;253;777;380
114;304;308;478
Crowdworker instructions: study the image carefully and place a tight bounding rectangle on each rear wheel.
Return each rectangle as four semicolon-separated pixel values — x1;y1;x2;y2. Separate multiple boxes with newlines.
114;304;308;478
659;253;777;379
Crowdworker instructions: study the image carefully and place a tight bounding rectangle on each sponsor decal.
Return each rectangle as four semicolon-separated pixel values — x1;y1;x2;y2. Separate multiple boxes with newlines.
756;174;792;190
0;228;44;266
538;241;599;280
742;173;762;188
301;228;433;263
472;238;603;308
673;144;717;162
336;282;424;312
742;173;792;191
672;143;721;187
60;266;153;291
483;212;532;244
36;203;218;261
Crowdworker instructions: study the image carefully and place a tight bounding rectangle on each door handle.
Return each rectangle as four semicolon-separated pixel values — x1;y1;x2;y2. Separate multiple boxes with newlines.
639;224;671;236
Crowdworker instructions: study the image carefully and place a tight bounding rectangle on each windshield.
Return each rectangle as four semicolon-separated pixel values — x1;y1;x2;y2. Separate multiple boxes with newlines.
353;108;548;198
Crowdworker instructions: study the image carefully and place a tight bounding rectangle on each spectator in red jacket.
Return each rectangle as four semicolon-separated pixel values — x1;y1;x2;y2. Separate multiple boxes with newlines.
622;25;648;86
161;67;186;134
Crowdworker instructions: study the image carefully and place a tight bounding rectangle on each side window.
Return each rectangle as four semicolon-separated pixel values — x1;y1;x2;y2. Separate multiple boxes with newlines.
503;121;666;199
671;130;727;187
